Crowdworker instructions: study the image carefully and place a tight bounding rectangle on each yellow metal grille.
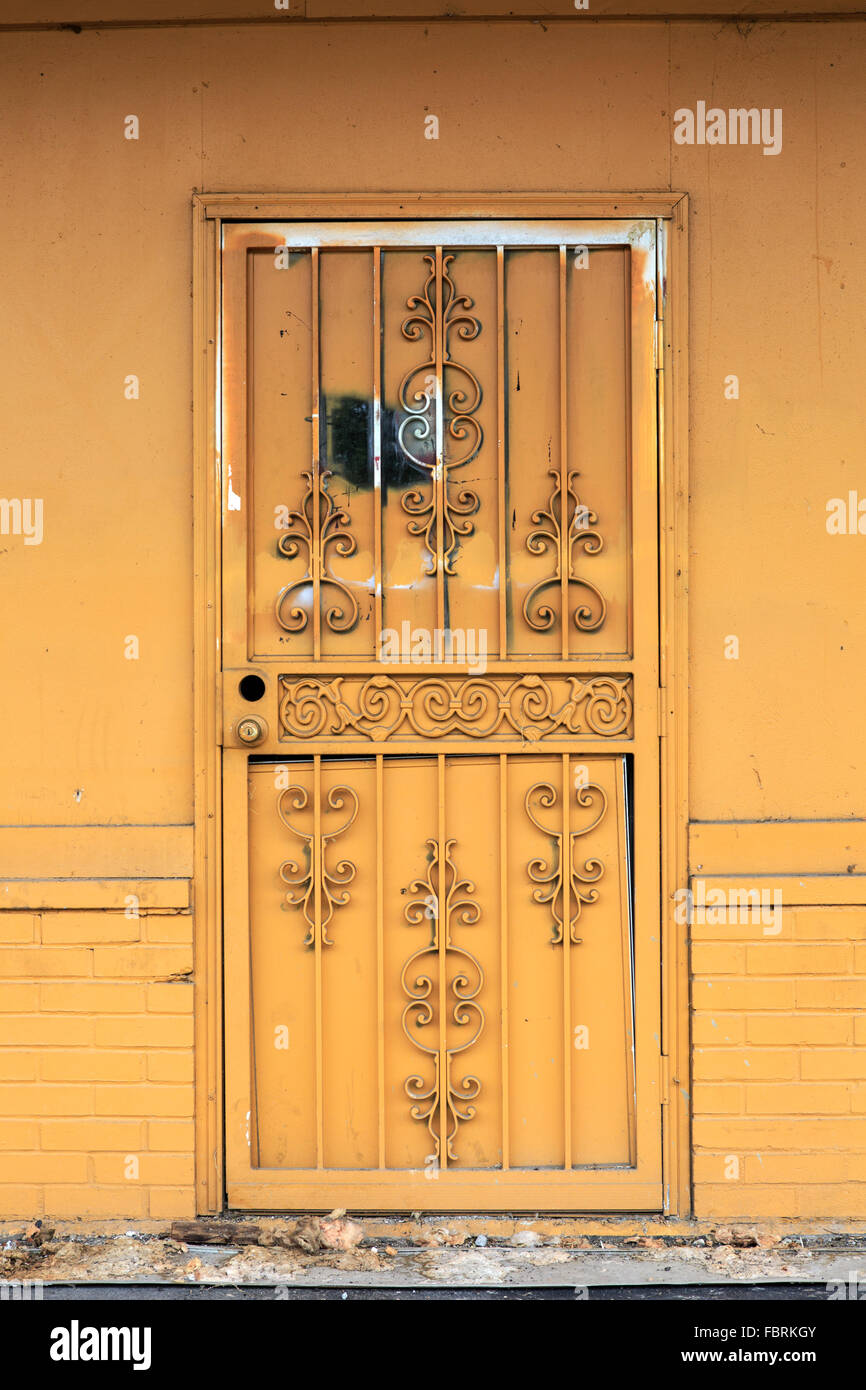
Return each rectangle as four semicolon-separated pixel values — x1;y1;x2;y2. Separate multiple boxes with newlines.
221;219;662;1210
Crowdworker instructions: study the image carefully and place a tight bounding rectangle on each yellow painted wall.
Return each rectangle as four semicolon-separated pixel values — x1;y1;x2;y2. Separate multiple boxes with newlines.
0;11;864;1220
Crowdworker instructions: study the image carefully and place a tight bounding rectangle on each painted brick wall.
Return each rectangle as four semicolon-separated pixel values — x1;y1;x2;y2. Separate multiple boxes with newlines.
0;911;195;1220
692;905;866;1219
3;906;864;1222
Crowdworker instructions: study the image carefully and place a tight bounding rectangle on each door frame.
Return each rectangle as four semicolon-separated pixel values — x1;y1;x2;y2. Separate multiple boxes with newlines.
191;190;690;1216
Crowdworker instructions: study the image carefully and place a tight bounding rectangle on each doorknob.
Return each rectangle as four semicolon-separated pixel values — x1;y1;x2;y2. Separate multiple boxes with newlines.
237;716;267;745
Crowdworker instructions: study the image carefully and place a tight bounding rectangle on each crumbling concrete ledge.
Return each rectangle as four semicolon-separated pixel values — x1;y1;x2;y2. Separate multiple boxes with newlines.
2;1215;866;1290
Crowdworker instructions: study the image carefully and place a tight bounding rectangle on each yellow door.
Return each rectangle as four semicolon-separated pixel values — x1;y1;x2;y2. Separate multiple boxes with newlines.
221;218;663;1210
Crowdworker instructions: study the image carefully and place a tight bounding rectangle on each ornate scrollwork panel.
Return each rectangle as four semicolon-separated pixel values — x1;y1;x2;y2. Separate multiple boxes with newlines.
523;468;607;635
277;783;359;946
278;673;633;742
401;838;484;1163
275;468;359;635
525;780;608;944
398;252;483;577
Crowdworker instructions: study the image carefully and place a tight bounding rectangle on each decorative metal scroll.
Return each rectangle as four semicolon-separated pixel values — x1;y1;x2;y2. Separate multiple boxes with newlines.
278;673;633;742
398;253;483;576
401;838;484;1163
523;468;607;634
525;780;607;944
277;783;359;946
274;468;359;634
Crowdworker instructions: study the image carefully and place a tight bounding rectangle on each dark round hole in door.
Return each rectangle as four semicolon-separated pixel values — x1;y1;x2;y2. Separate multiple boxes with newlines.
239;674;266;702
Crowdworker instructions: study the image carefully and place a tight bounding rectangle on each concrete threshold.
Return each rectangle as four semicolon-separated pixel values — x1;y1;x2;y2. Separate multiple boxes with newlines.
4;1233;866;1290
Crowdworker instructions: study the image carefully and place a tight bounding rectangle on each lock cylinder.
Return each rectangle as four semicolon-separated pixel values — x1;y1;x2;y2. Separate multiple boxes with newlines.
236;715;267;745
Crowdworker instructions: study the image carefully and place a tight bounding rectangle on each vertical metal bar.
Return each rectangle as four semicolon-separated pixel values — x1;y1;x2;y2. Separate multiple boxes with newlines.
221;752;252;1189
561;752;573;1170
313;754;324;1168
434;246;446;634
560;248;573;1162
437;752;448;1170
499;753;510;1171
243;251;256;658
373;247;384;649
311;247;322;661
376;753;386;1169
245;762;260;1169
625;245;636;659
559;246;569;663
618;756;638;1168
496;247;507;659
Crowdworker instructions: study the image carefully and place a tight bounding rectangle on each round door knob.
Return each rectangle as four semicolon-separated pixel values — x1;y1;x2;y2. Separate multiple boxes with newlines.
237;716;266;745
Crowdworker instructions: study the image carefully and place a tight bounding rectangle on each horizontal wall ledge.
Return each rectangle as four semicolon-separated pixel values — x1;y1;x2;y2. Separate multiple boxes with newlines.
3;4;864;27
204;192;686;220
0;827;193;881
689;821;866;877
0;879;190;911
685;874;866;907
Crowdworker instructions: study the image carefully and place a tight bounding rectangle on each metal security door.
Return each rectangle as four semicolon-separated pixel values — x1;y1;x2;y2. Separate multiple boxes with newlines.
221;218;663;1210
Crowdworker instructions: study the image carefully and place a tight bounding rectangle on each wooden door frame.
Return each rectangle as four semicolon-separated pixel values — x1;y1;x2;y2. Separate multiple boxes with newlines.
191;190;689;1215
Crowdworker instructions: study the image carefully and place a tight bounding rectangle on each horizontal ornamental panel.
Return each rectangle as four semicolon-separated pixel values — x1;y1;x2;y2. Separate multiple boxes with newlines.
278;673;634;741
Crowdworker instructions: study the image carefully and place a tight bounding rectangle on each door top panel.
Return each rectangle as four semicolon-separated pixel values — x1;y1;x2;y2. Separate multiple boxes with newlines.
221;222;658;685
225;218;657;261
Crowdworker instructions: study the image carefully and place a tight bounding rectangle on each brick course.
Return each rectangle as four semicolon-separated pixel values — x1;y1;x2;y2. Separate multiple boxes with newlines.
692;906;866;1219
0;911;194;1220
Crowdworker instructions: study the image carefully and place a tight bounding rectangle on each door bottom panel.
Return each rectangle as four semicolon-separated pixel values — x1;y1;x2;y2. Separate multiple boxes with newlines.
226;753;661;1209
